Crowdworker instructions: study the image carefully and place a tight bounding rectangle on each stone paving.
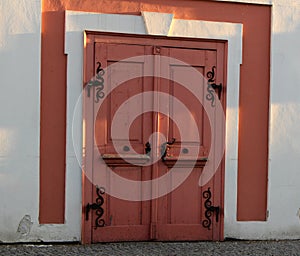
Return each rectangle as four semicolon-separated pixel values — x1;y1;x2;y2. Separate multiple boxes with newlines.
0;240;300;256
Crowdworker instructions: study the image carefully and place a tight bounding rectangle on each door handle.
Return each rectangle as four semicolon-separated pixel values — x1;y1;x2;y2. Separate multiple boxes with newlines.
161;138;176;162
145;142;151;155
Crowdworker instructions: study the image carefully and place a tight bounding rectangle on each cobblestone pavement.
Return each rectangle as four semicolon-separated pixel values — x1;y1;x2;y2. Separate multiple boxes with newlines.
0;240;300;256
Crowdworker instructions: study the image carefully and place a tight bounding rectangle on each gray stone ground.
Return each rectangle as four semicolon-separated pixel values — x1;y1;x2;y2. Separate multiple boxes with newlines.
0;241;300;256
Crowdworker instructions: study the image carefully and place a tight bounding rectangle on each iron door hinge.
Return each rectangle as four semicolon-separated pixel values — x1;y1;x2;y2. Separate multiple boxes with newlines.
85;186;105;229
202;187;220;230
206;66;223;107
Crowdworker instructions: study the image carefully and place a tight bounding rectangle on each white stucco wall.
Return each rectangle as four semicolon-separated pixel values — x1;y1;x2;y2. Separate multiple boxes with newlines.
0;0;41;242
269;0;300;237
225;0;300;239
0;0;81;243
0;0;300;243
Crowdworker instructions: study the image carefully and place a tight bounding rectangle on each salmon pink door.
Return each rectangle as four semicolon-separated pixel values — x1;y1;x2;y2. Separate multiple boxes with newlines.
83;33;225;243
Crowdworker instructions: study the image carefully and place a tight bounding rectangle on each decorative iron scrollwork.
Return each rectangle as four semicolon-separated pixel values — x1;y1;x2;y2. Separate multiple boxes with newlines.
202;187;220;230
87;62;105;103
206;66;222;107
85;186;105;229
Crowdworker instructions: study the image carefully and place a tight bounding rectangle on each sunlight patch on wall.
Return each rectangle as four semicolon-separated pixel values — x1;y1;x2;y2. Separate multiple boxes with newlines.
0;0;40;36
269;103;300;155
0;128;15;156
273;4;300;34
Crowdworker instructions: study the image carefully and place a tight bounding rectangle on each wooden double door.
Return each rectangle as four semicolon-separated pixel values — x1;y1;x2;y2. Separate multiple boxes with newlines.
83;33;225;243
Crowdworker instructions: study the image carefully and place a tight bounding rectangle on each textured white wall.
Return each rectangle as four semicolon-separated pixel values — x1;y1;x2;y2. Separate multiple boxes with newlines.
0;1;81;242
267;0;300;238
0;0;41;242
1;0;300;243
268;0;300;237
225;0;300;239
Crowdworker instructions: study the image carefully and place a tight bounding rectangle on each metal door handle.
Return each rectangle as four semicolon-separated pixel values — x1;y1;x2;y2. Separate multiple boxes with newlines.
161;138;176;162
145;142;151;155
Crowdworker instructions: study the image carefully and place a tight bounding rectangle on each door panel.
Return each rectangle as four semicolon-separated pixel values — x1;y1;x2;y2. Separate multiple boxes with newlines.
91;43;153;242
83;34;225;243
94;43;153;155
156;47;219;241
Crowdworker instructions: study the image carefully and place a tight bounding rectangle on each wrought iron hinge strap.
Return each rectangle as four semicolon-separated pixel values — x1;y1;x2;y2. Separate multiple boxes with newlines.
85;186;105;229
87;62;105;103
202;187;220;230
206;66;222;107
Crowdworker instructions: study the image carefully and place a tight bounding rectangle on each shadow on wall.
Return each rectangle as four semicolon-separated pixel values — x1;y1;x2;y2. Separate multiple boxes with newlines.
0;32;40;241
1;7;300;241
271;24;300;104
268;21;300;185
